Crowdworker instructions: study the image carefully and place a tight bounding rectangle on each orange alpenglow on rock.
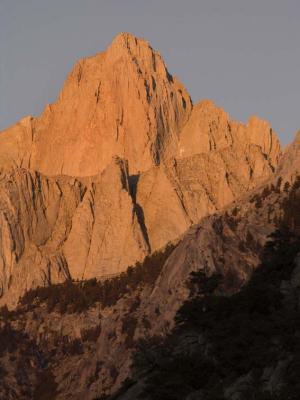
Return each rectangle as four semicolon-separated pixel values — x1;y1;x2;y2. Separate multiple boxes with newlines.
0;33;282;307
0;33;192;177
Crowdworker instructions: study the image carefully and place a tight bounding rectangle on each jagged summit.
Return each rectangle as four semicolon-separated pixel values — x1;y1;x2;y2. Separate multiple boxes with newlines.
109;32;153;53
0;32;192;177
0;33;284;307
0;33;281;179
1;32;300;400
178;99;281;167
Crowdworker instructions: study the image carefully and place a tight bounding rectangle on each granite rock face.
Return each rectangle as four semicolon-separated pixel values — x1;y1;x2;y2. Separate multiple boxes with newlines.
0;33;282;306
2;31;300;400
0;33;192;177
0;168;84;306
136;100;281;252
63;157;149;281
1;136;298;400
178;100;280;166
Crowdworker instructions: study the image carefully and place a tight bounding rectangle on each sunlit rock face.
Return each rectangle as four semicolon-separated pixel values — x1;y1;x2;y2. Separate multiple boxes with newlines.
0;33;282;306
0;33;192;177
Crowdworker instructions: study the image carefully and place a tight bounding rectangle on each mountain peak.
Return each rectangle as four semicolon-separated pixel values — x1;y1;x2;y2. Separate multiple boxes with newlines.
0;33;192;177
110;32;149;48
107;32;154;59
107;32;165;76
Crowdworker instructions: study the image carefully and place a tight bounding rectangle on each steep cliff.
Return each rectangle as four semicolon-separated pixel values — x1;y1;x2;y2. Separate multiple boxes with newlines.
0;33;192;177
0;33;281;307
1;31;300;399
0;131;298;400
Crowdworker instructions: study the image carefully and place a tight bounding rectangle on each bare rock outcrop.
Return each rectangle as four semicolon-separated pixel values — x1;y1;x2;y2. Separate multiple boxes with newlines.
0;33;283;306
2;31;300;400
0;116;34;169
136;100;281;252
1;135;298;399
0;157;152;306
63;157;149;280
277;129;300;181
0;33;192;177
178;100;280;168
0;169;84;306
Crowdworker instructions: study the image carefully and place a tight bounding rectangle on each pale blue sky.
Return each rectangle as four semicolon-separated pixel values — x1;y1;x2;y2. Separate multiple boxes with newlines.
0;0;299;144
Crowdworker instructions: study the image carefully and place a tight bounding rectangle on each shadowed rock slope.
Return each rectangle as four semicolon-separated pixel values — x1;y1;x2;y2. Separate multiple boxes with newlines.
0;127;299;400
